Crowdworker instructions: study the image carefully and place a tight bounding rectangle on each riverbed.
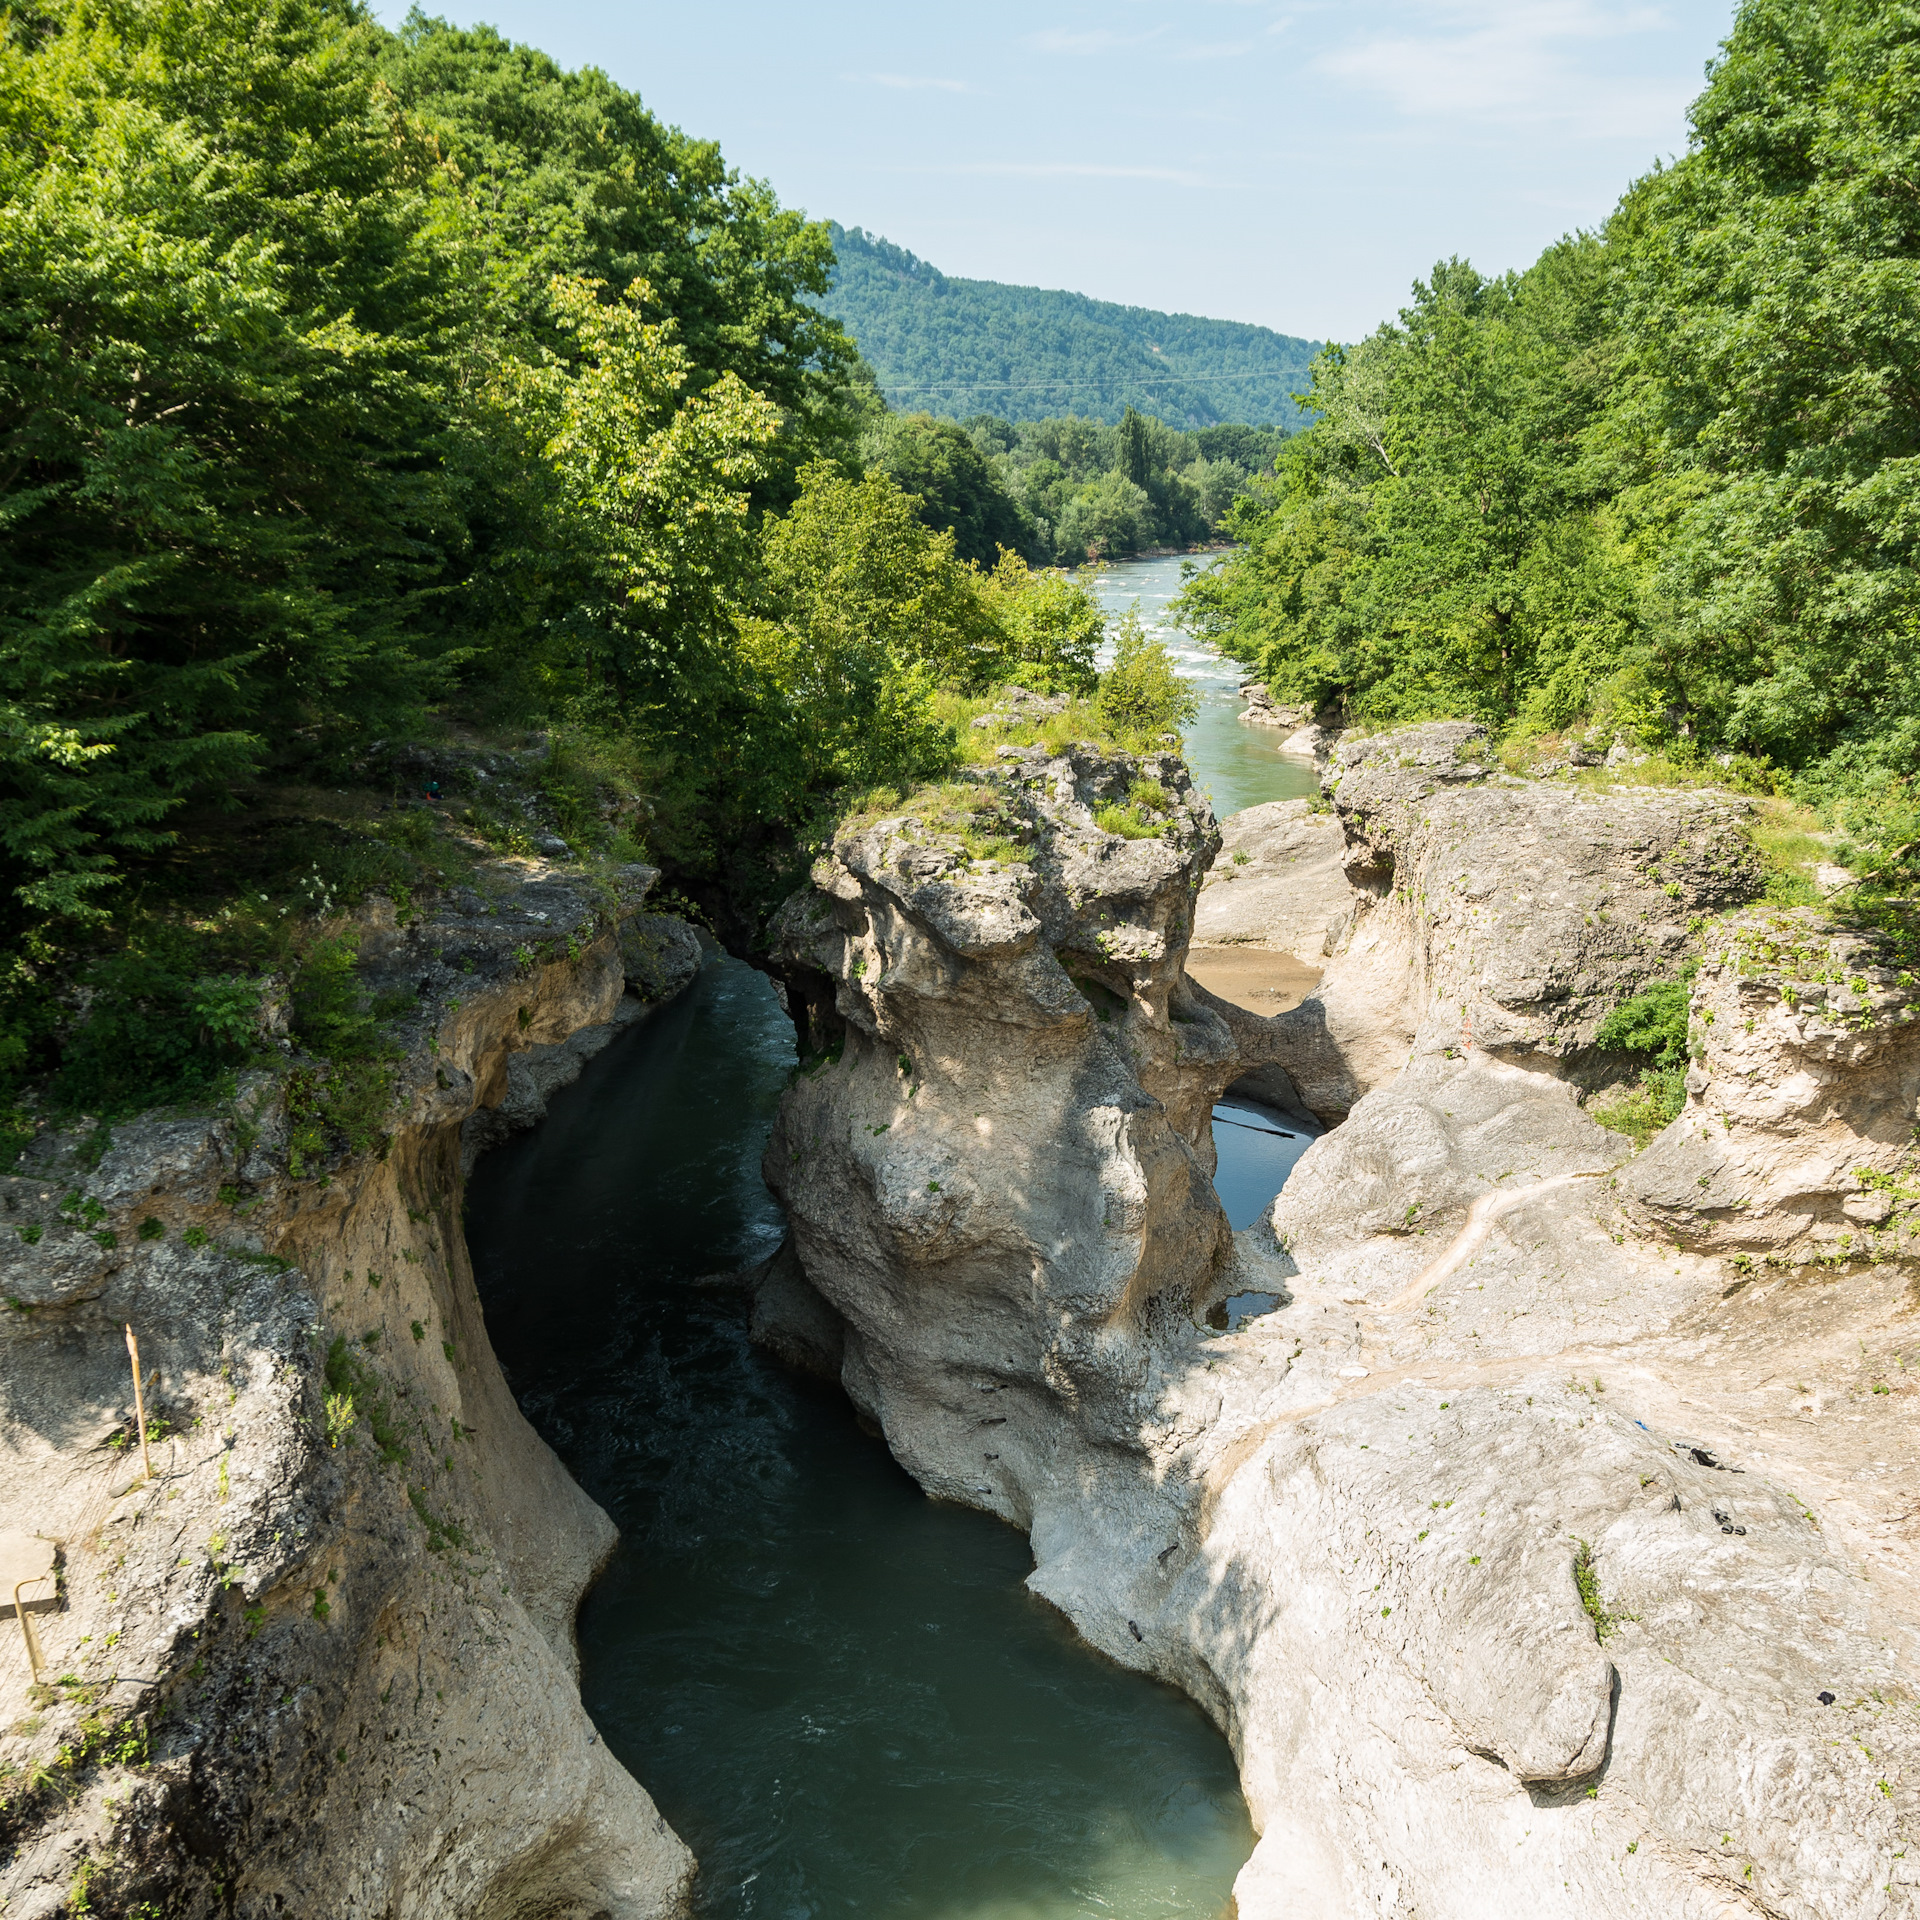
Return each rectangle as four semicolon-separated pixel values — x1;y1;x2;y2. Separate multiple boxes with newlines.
465;555;1318;1918
468;962;1253;1918
1093;553;1324;1228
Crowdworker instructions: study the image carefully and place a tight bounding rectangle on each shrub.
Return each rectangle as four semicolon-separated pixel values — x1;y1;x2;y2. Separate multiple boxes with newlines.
1097;608;1199;742
1594;974;1692;1064
54;952;263;1118
1591;968;1695;1145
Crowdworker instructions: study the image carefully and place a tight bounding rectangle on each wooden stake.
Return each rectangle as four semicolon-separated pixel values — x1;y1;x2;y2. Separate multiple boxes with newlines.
126;1324;152;1481
13;1581;45;1686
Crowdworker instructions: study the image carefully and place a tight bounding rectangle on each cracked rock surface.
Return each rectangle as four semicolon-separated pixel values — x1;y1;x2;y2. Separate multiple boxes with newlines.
1251;721;1766;1120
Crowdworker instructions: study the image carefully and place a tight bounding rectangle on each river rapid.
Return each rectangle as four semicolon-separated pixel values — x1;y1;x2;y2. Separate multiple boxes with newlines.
466;555;1316;1919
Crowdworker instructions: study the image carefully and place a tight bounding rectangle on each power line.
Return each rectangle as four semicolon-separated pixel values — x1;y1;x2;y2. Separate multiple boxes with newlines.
884;367;1314;398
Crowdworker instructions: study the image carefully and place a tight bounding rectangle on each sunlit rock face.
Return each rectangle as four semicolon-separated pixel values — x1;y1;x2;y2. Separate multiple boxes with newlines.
766;729;1920;1920
1622;906;1920;1256
765;743;1237;1478
0;864;697;1920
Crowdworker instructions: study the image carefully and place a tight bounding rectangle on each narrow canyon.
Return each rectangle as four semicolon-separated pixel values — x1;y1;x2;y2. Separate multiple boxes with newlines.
4;718;1917;1918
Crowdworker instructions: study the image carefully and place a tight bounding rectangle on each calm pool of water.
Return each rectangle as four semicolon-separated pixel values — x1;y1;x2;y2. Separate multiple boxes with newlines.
1210;1097;1319;1232
467;957;1253;1919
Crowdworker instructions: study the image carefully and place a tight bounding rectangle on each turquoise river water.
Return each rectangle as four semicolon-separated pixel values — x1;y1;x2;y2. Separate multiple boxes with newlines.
466;555;1317;1919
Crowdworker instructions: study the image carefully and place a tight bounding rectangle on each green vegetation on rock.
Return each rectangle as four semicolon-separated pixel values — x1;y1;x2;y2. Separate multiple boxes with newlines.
1591;972;1696;1146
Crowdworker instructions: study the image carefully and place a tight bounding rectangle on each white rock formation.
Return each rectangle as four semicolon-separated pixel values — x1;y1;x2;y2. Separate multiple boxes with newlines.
763;722;1920;1920
0;865;698;1920
1235;681;1308;730
1622;906;1920;1257
1194;797;1353;964
1238;721;1766;1120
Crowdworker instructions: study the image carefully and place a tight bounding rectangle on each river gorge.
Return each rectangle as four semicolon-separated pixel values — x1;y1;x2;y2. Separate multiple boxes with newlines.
463;555;1313;1918
4;558;1918;1920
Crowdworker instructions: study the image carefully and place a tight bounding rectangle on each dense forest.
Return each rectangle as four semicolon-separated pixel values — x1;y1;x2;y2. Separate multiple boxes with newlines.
0;0;1195;1135
821;224;1320;429
1177;0;1920;886
6;0;1915;1143
860;408;1291;567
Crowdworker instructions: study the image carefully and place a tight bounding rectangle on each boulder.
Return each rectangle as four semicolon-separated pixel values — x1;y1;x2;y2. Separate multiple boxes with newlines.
1235;682;1311;731
619;910;704;1004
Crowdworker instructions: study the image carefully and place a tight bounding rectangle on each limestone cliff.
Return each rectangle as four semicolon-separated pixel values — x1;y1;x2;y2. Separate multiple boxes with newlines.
763;723;1920;1919
1255;720;1765;1118
765;743;1243;1480
0;864;699;1919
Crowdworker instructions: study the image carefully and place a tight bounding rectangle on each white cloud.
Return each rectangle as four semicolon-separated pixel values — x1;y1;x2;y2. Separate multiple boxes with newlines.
849;71;969;92
1315;0;1698;139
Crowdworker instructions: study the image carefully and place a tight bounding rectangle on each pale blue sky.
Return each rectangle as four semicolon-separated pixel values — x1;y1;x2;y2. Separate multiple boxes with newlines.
374;0;1740;343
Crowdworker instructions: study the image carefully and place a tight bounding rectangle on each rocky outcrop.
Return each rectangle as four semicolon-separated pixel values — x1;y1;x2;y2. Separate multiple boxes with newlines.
763;725;1920;1920
1236;683;1339;759
1235;682;1309;731
1193;798;1353;963
457;911;702;1173
1622;906;1920;1257
0;863;698;1920
765;743;1245;1454
1247;721;1766;1119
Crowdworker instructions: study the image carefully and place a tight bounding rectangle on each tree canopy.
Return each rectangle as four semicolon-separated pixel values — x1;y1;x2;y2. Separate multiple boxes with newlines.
1178;0;1920;864
0;0;871;939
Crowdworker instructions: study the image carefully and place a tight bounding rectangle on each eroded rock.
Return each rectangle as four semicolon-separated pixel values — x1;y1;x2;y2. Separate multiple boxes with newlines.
763;728;1920;1919
0;862;700;1920
1623;907;1920;1256
1194;798;1353;963
1240;722;1766;1120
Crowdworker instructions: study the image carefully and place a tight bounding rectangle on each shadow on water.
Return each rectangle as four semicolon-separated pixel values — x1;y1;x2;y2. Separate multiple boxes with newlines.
466;954;1252;1918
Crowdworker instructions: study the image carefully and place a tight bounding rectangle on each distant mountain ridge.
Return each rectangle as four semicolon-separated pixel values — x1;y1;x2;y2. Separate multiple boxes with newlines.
821;224;1320;430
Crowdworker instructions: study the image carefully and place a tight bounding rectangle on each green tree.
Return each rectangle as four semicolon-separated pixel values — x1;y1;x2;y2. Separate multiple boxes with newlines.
1117;405;1151;487
743;465;997;788
1177;241;1630;727
486;275;780;715
1614;0;1920;781
380;12;856;494
977;553;1103;696
1060;472;1156;561
0;0;477;931
862;412;1038;565
1097;608;1199;741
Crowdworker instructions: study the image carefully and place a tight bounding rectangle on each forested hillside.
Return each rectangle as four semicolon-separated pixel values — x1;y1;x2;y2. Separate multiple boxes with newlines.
1178;0;1920;887
0;0;1192;1138
822;225;1319;429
